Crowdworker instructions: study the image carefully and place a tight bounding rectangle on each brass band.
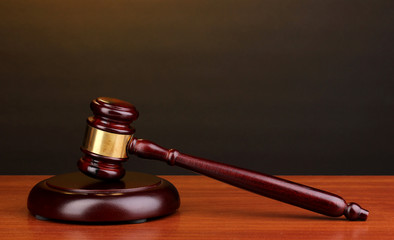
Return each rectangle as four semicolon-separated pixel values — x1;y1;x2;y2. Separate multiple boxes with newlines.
82;125;132;158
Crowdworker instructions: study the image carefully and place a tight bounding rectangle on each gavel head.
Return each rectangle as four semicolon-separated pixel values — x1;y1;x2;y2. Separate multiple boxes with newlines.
77;97;139;180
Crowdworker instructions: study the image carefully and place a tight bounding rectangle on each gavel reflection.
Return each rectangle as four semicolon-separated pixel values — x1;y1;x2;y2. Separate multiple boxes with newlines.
78;97;368;221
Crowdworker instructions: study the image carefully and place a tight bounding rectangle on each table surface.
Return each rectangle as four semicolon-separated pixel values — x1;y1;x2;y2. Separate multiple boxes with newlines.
0;175;393;240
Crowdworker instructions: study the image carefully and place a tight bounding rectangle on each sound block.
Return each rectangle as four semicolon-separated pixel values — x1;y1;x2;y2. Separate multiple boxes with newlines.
27;171;180;223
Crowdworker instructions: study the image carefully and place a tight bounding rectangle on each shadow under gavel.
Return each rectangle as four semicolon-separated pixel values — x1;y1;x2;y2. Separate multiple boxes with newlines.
78;97;368;221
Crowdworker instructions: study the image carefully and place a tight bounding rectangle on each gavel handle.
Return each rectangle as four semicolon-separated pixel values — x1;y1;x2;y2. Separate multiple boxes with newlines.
128;138;368;221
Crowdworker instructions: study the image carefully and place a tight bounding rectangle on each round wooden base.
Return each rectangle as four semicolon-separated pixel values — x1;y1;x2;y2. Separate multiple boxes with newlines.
27;172;180;223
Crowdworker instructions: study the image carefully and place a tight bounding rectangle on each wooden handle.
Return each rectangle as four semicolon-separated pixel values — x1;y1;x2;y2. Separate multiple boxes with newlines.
128;138;369;221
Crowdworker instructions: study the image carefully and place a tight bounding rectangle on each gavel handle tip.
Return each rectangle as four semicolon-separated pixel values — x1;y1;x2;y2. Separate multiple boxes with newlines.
344;202;369;221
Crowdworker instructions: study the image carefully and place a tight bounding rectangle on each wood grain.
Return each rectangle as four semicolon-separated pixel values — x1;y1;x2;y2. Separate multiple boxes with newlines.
130;139;368;220
0;175;393;240
79;97;368;220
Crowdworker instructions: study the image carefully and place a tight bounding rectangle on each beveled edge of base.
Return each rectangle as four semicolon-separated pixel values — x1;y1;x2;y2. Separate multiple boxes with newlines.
27;172;180;223
33;214;149;225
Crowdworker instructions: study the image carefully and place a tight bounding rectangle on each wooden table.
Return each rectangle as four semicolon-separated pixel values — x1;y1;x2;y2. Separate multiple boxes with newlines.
0;175;393;239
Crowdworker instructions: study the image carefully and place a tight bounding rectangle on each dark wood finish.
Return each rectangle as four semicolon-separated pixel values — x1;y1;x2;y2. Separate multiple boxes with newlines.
27;172;180;222
0;175;392;239
88;97;139;134
78;97;139;180
129;138;368;221
78;148;128;180
77;97;368;220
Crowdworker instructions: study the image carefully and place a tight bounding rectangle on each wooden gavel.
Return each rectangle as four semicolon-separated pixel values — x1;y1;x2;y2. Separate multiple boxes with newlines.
77;97;368;221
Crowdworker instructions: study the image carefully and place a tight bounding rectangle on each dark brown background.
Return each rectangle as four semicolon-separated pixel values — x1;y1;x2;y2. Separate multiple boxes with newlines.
0;0;393;175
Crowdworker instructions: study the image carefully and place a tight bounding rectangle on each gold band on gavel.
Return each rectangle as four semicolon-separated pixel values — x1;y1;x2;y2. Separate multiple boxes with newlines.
82;125;132;158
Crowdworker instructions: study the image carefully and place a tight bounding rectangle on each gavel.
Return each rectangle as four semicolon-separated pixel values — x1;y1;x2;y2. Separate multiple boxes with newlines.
77;97;368;221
